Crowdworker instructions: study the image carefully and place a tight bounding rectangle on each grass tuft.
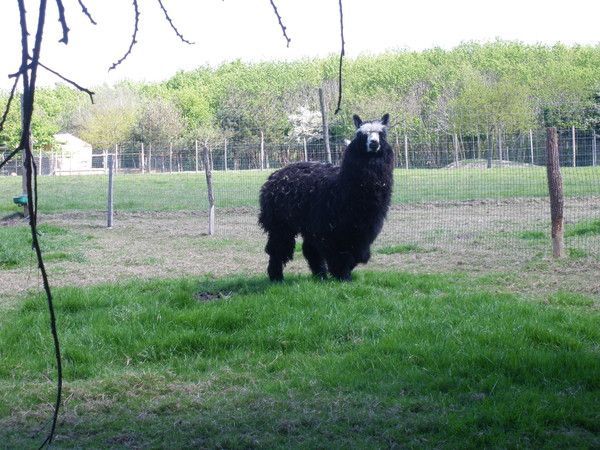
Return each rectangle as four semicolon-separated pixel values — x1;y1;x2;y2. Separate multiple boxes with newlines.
519;230;546;240
0;223;88;269
566;219;600;237
377;243;426;255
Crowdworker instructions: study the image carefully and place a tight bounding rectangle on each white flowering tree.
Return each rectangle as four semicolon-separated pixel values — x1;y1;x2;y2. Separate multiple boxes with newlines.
288;106;323;161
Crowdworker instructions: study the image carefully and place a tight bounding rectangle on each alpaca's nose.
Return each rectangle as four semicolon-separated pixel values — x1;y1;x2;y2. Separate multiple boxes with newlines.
368;141;380;151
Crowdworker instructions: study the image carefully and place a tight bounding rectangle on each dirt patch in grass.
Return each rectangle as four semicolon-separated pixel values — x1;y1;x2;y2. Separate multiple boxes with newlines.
195;290;232;302
0;197;599;305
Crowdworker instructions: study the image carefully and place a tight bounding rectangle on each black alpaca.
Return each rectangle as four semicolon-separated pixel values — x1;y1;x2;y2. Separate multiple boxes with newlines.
258;113;394;281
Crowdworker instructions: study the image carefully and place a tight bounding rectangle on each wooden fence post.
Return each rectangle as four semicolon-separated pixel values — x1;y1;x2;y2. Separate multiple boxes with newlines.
318;87;332;164
546;127;564;258
107;154;114;229
202;145;215;235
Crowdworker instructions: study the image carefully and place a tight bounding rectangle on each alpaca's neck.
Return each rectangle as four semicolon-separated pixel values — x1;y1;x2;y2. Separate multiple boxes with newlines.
339;146;394;205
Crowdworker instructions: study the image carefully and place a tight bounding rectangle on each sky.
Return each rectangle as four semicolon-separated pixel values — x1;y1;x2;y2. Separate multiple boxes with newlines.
0;0;599;90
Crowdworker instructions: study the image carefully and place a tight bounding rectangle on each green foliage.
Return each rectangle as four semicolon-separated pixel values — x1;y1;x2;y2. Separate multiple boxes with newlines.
4;41;599;154
1;272;598;447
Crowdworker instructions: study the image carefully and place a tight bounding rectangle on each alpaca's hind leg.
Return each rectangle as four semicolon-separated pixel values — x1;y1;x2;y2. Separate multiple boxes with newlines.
302;240;327;279
265;230;295;282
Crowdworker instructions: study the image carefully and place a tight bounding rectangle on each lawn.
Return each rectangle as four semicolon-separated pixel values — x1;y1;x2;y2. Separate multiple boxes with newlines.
1;166;599;213
1;272;598;448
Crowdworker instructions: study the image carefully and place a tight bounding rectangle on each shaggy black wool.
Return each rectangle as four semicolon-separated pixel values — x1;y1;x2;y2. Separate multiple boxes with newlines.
259;114;394;281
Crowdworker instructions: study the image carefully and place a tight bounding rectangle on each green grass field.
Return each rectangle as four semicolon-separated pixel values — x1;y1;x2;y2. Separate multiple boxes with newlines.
1;272;598;448
1;167;599;213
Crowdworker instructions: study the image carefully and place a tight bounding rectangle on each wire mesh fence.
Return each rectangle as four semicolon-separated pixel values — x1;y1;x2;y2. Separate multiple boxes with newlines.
1;127;599;268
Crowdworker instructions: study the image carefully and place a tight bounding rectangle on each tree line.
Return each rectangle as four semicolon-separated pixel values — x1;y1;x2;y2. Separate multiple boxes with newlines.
1;41;599;161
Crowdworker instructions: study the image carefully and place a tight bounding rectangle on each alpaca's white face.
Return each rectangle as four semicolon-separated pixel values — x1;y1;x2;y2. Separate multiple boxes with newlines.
352;114;390;154
358;123;384;152
356;121;387;152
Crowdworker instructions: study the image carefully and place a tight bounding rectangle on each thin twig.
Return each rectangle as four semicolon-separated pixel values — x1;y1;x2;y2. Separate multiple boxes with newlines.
268;0;291;47
77;0;97;25
36;60;95;103
55;0;69;43
109;0;140;71
0;147;22;171
156;0;193;44
19;0;63;448
0;74;20;133
334;0;345;114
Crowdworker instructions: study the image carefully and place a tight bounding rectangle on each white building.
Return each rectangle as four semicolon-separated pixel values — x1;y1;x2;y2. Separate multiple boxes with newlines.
53;133;101;175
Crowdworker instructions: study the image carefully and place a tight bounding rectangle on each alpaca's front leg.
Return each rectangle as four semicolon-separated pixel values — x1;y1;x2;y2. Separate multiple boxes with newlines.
326;250;357;281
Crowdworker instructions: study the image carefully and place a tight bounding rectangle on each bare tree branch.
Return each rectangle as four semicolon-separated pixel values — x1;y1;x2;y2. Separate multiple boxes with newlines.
77;0;97;25
109;0;140;71
156;0;194;44
0;74;20;133
268;0;291;47
334;0;345;114
17;0;63;448
36;60;95;103
55;0;69;43
0;147;22;171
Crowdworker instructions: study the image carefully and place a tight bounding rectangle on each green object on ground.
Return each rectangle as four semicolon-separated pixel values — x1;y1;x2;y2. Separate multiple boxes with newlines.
12;195;27;207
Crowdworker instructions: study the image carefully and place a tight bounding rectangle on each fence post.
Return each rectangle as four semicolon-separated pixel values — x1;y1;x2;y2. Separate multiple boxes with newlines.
260;131;265;170
318;87;332;164
529;129;534;165
202;145;215;235
107;154;114;229
453;133;459;165
546;127;564;258
115;144;119;173
592;131;597;167
572;125;576;167
498;129;503;163
140;142;145;174
404;134;409;170
303;136;308;162
224;138;228;171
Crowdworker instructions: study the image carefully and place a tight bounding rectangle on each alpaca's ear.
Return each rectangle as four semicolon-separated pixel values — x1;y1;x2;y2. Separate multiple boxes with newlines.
353;114;363;129
381;113;390;126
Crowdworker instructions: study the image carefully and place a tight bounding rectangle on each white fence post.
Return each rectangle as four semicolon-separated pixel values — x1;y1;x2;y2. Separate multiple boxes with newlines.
107;154;114;229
